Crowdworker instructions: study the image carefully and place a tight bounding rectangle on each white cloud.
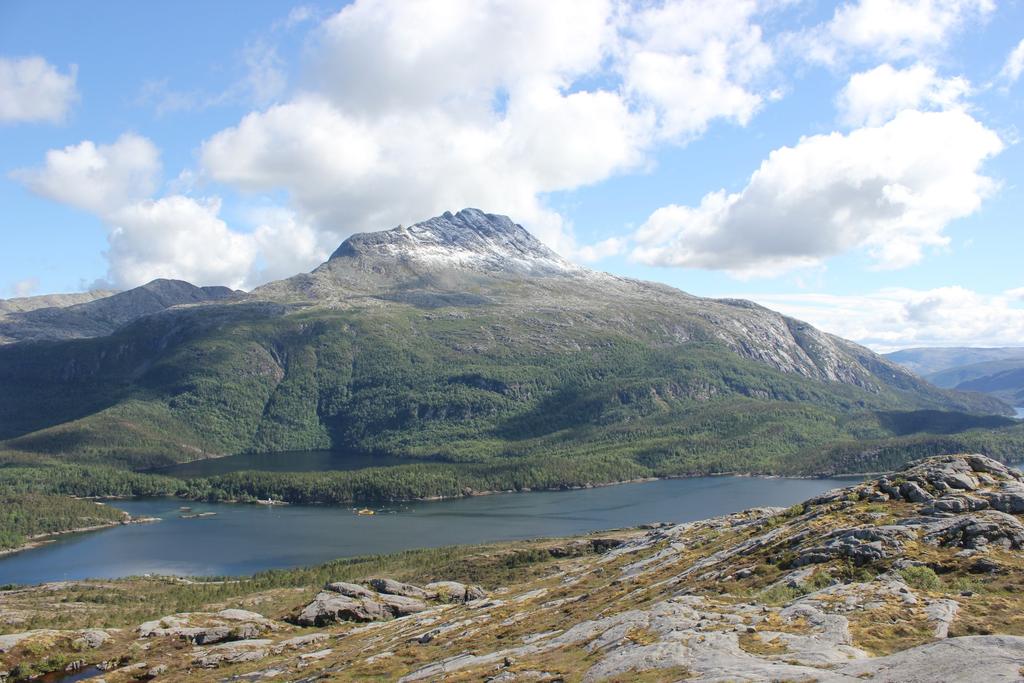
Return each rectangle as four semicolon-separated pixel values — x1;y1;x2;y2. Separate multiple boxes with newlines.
745;287;1024;351
103;193;328;290
15;133;327;290
201;0;779;261
248;207;335;284
631;109;1003;276
0;56;78;124
106;197;258;289
13;133;161;215
103;197;328;289
309;0;614;116
998;38;1024;85
620;0;773;140
797;0;994;64
576;236;628;263
837;63;970;127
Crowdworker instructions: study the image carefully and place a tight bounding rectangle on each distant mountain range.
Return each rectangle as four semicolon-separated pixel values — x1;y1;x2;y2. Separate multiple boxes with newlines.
0;209;1016;474
0;279;240;344
886;347;1024;410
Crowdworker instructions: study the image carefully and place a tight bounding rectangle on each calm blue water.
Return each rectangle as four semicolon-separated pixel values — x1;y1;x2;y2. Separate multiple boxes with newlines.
150;450;411;478
0;476;852;585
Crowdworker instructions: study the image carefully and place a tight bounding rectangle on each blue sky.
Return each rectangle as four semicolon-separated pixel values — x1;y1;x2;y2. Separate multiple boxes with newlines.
0;0;1022;350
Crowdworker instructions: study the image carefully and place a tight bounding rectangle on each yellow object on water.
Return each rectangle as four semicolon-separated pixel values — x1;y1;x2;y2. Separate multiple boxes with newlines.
356;508;375;516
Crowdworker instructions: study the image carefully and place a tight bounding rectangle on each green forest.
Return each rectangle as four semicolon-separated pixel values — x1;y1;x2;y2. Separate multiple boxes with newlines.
1;291;1021;552
0;492;126;550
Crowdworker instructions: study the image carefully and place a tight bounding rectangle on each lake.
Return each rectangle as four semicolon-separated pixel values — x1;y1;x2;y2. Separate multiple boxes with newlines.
0;476;854;585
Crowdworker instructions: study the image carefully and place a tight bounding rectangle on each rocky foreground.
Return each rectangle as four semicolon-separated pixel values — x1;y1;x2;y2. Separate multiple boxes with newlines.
4;454;1024;682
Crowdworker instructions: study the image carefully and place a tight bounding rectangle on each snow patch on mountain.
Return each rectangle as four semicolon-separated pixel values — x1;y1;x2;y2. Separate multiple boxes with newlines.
330;208;587;277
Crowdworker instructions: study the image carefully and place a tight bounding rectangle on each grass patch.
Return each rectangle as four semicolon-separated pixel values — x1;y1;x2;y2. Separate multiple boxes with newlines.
738;632;789;656
900;566;941;591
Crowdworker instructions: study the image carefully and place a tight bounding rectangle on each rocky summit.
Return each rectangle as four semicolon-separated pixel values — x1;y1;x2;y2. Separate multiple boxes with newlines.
328;208;583;277
3;453;1024;681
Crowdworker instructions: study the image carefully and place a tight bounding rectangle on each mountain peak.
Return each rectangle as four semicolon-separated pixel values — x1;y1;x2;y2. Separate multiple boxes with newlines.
329;208;580;276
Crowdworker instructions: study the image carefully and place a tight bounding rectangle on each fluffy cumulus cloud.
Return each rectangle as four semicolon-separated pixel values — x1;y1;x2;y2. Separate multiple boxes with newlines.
200;0;776;259
13;133;160;215
620;0;773;140
15;1;1012;289
14;134;328;289
104;197;258;289
631;110;1003;275
836;63;970;127
797;0;994;64
8;1;793;284
0;56;78;124
748;287;1024;351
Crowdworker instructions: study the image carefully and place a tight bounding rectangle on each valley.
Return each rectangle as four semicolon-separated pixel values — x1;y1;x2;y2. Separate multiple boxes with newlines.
6;0;1024;677
1;211;1022;681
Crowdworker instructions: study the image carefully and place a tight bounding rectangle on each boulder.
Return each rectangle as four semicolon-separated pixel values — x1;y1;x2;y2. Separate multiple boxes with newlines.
925;599;959;639
325;582;376;599
979;484;1024;514
923;511;1024;550
424;581;487;603
72;629;112;650
137;611;275;644
963;454;1019;478
273;632;330;652
793;525;912;566
295;592;387;626
928;496;989;514
378;593;429;616
367;578;430;599
214;609;274;625
193;639;273;668
900;481;933;503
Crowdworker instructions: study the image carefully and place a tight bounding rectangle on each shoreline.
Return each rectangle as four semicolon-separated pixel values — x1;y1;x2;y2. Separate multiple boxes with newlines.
102;469;861;508
0;515;160;559
0;461;990;563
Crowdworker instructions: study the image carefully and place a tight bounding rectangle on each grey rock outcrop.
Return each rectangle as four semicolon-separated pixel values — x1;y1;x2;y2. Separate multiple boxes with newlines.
367;578;430;600
836;635;1024;682
922;510;1024;549
296;593;388;626
295;581;435;626
794;525;916;566
193;639;273;668
425;581;487;603
137;609;277;644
